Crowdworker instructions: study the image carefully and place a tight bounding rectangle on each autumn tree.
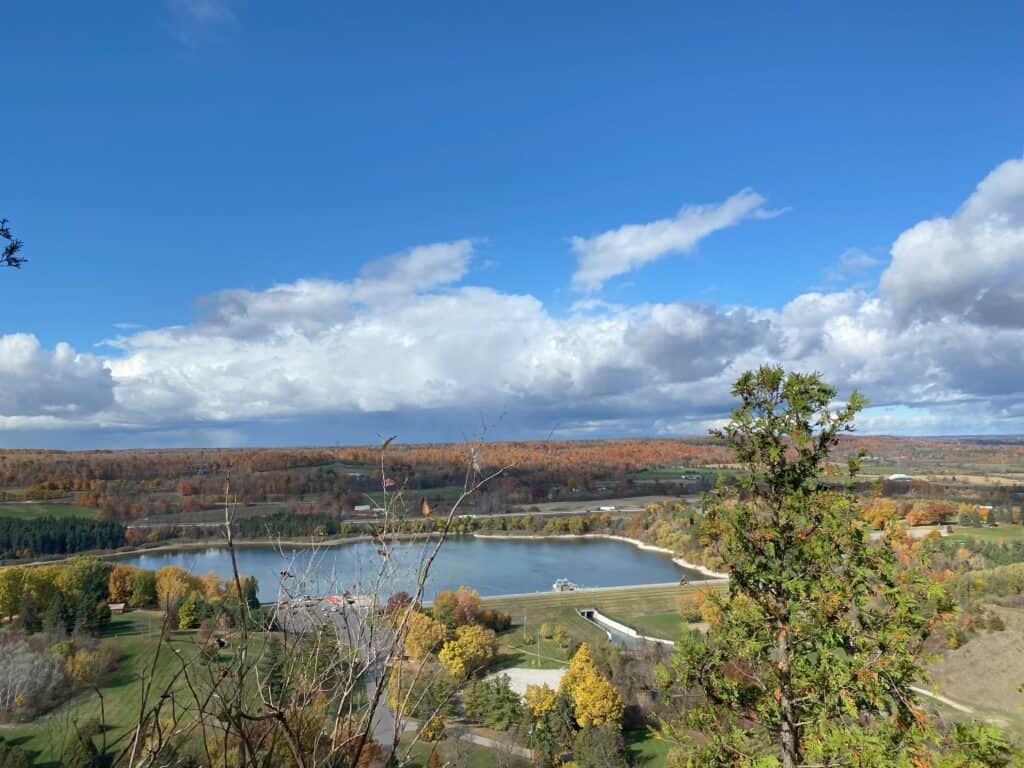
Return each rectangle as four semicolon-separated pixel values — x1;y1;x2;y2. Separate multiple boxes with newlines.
523;683;557;719
0;568;24;620
107;564;135;604
154;565;193;609
662;367;938;767
561;643;623;728
432;585;481;628
438;624;498;679
402;610;447;661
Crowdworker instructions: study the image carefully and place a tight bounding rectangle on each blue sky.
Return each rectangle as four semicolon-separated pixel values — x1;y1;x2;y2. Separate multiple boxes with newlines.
1;1;1023;447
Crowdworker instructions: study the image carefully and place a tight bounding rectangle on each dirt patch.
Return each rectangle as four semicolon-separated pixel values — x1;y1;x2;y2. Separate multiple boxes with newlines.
928;606;1024;718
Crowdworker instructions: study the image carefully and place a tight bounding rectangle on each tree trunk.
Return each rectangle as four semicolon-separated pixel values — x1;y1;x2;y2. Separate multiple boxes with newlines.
777;626;798;768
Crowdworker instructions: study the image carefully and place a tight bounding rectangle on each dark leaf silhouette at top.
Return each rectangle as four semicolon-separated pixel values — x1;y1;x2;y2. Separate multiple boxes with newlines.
0;219;26;269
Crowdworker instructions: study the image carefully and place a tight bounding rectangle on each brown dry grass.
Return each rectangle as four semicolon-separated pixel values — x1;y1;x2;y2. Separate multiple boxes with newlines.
927;605;1024;731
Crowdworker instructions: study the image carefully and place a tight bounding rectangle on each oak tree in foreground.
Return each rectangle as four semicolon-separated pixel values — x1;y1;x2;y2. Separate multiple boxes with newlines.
662;366;942;767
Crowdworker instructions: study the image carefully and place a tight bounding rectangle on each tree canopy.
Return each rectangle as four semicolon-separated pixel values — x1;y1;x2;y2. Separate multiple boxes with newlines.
661;366;944;767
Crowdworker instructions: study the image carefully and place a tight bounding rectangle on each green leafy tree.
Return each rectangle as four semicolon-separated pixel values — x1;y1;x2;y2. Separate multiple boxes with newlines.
571;725;628;768
662;366;941;767
128;569;157;608
525;689;577;767
177;592;203;630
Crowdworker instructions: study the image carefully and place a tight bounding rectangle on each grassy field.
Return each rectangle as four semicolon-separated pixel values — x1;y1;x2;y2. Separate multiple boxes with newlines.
495;630;570;670
482;583;720;645
0;503;99;520
609;611;687;641
401;735;530;767
625;727;676;767
926;605;1024;735
947;525;1024;543
1;611;196;765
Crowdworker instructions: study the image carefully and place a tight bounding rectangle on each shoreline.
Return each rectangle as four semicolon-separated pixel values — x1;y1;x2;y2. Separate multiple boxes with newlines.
471;532;729;579
13;531;729;581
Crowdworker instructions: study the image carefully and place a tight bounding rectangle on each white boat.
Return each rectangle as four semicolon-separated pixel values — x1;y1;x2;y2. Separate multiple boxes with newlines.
552;578;578;592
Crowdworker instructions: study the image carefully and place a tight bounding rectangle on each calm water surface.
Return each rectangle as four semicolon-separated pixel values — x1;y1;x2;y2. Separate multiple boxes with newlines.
121;537;697;602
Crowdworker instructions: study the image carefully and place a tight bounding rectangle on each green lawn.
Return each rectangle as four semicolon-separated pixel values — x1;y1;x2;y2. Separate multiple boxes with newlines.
495;630;569;670
483;583;723;645
947;525;1024;543
0;503;99;520
1;611;203;765
626;727;677;767
400;735;530;767
608;611;687;641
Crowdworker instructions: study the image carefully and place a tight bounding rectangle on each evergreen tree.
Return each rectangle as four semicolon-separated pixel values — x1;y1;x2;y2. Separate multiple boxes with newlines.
261;635;287;706
15;592;41;634
662;367;940;767
240;575;260;609
42;591;73;635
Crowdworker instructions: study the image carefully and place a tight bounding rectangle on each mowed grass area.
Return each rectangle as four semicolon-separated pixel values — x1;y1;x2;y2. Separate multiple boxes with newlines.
2;611;203;765
625;727;676;767
401;735;531;767
947;525;1024;544
610;611;687;641
483;583;723;645
495;631;570;670
0;503;99;520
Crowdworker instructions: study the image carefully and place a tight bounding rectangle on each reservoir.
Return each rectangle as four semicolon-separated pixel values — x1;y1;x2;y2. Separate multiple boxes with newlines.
120;536;699;603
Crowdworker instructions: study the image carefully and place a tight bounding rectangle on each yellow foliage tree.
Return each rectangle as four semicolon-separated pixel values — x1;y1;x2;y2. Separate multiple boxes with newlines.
861;498;898;530
676;588;713;622
155;566;194;608
403;610;447;661
107;564;136;603
197;571;224;600
438;624;497;679
524;683;557;718
560;643;623;728
571;671;623;727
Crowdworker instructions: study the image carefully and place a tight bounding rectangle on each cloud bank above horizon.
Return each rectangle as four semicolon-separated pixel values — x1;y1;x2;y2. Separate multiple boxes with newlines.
3;156;1024;447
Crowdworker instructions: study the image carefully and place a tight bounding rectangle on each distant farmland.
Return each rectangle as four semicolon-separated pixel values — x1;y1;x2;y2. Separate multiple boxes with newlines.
0;502;99;520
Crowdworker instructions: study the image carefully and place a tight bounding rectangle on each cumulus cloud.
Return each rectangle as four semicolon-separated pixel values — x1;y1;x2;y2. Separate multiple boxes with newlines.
5;157;1024;445
880;156;1024;324
0;335;114;419
570;189;782;291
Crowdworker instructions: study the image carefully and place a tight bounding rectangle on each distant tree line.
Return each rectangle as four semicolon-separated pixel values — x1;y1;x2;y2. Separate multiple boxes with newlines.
0;517;126;560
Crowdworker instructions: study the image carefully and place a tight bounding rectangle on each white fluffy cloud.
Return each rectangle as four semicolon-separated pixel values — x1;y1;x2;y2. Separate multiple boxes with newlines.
0;335;113;421
570;189;781;291
5;157;1024;444
880;156;1024;324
